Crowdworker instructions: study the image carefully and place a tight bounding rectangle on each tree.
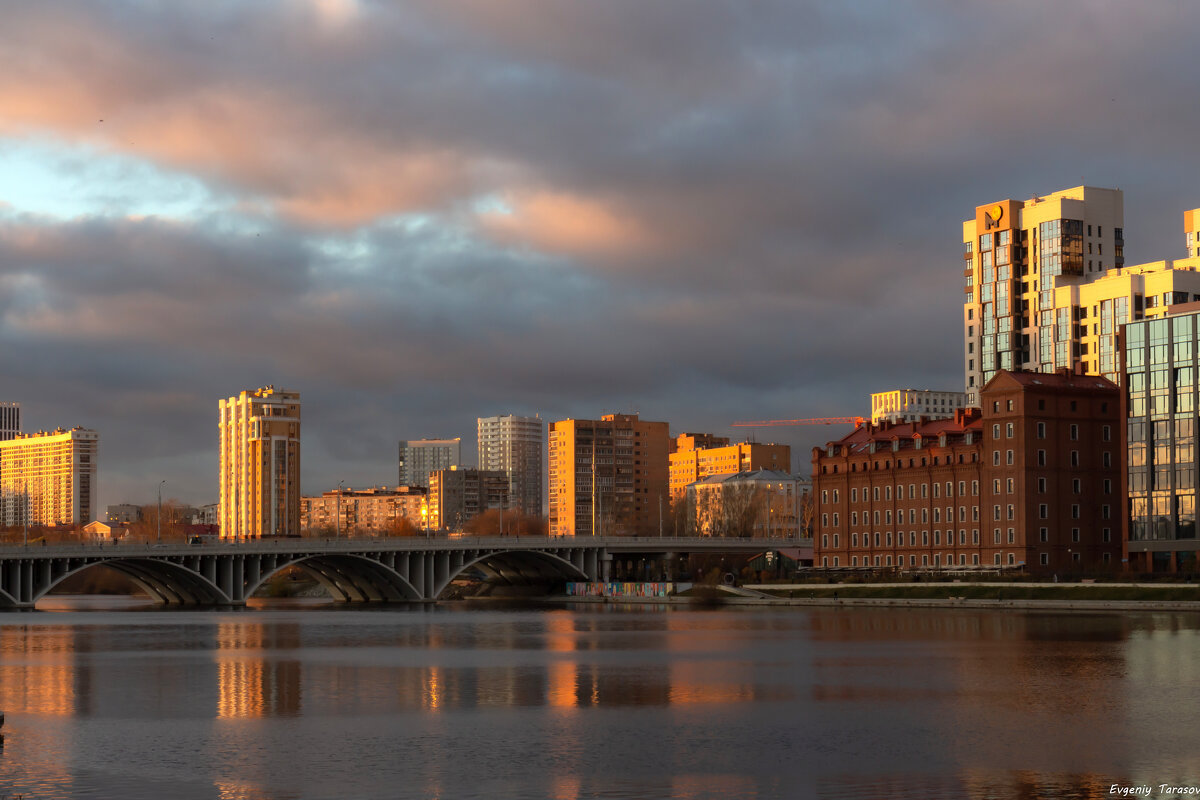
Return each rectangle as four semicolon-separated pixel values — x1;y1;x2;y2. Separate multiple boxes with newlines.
386;515;420;537
463;509;548;536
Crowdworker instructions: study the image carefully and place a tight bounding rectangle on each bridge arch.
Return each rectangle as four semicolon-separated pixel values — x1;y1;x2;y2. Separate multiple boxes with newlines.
437;549;590;599
246;553;422;603
35;558;232;606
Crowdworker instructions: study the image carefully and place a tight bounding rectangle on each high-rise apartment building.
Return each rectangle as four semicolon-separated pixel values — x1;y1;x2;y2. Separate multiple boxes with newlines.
477;414;545;517
398;438;461;488
428;467;509;529
668;435;790;500
870;390;968;424
963;186;1125;404
0;402;19;441
218;386;301;539
0;427;98;527
548;413;669;537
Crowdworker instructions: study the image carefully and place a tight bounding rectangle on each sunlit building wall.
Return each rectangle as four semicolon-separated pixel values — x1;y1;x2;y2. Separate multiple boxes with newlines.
963;186;1125;405
669;438;790;500
477;414;545;517
0;427;98;527
218;386;301;539
548;414;669;537
870;390;968;424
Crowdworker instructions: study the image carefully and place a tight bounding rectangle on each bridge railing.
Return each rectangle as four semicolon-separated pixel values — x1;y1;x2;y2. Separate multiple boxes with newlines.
0;534;809;557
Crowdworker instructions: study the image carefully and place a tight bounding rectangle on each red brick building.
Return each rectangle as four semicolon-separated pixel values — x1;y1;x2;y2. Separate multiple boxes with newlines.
812;370;1122;574
980;371;1121;573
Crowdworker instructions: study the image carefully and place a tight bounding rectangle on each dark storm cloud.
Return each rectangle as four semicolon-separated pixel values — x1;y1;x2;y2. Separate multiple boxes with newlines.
2;0;1199;502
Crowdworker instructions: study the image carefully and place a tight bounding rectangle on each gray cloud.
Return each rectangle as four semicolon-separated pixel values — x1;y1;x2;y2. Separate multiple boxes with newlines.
1;0;1199;506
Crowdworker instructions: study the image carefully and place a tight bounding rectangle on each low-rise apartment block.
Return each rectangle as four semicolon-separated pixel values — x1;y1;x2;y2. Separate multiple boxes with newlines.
301;485;428;535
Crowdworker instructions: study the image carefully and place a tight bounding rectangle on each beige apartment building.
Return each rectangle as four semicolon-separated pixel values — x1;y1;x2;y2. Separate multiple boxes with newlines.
964;186;1124;404
870;390;968;424
0;427;98;527
549;414;670;537
668;435;790;500
428;467;509;529
218;386;301;539
301;485;427;535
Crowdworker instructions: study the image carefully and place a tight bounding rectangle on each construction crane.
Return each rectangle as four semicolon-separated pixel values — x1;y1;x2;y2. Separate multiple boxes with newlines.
732;417;867;428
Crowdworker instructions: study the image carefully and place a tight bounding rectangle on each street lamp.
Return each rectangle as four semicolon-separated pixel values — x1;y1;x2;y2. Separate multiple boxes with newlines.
337;480;344;539
157;480;167;543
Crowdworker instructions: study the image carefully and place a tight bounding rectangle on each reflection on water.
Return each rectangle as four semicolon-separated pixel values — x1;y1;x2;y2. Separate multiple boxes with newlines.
1;603;1200;799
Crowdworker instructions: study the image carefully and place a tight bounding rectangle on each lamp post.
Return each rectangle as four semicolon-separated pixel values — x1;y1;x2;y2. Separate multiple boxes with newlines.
157;480;166;543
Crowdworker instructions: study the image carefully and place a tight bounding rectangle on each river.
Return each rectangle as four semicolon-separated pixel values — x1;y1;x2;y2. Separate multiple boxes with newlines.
1;598;1199;799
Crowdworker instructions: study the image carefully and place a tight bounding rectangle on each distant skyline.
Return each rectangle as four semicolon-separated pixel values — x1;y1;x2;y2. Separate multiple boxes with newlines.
3;1;1200;509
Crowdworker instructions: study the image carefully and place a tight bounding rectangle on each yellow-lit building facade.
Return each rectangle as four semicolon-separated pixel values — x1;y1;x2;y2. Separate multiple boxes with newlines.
964;186;1124;405
668;435;790;500
0;427;98;527
549;414;669;537
218;386;301;539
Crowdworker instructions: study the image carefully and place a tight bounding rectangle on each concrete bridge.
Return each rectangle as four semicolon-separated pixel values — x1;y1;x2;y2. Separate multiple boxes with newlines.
0;535;789;609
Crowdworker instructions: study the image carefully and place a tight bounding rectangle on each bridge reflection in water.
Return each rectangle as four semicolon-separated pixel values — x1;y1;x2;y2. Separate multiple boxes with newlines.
0;536;774;608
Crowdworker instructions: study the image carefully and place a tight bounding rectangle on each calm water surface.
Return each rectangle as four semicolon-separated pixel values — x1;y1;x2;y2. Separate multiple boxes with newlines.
1;599;1199;799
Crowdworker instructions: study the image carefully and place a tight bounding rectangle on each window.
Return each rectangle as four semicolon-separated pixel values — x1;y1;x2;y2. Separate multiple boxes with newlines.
822;490;828;504
1071;504;1080;519
1070;424;1079;441
993;528;1001;544
1071;528;1080;543
822;534;828;547
1102;425;1112;442
1103;451;1112;468
1102;528;1112;543
1007;528;1015;544
972;480;979;496
833;513;840;526
833;534;839;548
851;488;858;502
885;486;892;500
993;451;1001;466
1006;450;1014;465
1037;422;1046;439
1007;504;1015;520
1039;527;1048;543
1008;553;1015;565
1040;553;1049;566
1039;503;1048;519
851;511;858;525
1006;422;1015;438
992;424;1001;439
1072;478;1081;494
1038;477;1047;493
1070;450;1079;467
1038;450;1047;466
852;533;858;547
833;489;840;503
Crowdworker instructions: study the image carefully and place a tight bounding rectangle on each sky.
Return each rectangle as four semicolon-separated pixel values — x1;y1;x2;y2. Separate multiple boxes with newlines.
3;0;1200;510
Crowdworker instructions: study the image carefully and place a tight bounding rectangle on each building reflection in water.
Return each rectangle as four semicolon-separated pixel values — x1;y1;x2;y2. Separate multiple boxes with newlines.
215;621;302;719
0;625;76;716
